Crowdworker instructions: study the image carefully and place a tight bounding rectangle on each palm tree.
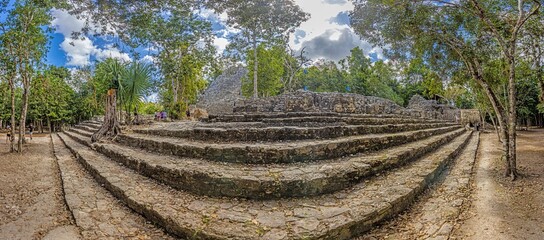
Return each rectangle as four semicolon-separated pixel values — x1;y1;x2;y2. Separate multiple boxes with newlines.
91;58;126;142
120;61;152;125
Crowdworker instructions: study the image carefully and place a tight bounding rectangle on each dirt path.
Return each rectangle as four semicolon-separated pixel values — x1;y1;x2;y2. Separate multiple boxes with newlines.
0;136;76;240
452;130;544;239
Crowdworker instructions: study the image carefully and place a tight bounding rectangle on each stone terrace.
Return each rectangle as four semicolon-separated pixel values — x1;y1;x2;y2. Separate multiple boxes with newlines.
56;94;478;239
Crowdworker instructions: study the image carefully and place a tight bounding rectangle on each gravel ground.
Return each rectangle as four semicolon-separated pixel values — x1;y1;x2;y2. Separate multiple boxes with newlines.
0;135;75;240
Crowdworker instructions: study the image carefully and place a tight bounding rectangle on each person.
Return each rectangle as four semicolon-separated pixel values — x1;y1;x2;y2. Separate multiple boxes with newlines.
134;111;139;125
160;111;167;121
186;109;191;118
29;124;33;140
5;125;10;143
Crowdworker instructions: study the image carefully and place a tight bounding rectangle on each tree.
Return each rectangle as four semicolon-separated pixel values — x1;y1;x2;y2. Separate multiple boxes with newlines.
282;46;310;92
0;33;18;152
351;0;542;180
298;61;349;93
0;0;51;152
91;58;125;142
340;47;403;105
340;47;372;94
242;44;285;97
365;60;403;105
207;0;309;98
65;0;219;118
29;66;75;132
120;61;152;125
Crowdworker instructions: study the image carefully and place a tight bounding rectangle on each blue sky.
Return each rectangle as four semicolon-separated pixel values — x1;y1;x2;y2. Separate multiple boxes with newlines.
46;0;384;69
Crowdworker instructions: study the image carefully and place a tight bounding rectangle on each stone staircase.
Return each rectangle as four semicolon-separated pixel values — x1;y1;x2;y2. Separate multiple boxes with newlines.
55;112;477;239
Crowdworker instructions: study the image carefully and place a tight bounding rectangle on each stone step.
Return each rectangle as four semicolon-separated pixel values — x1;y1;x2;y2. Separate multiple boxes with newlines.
71;127;93;138
116;125;461;164
57;131;473;239
208;114;446;125
357;133;480;239
64;130;91;147
207;112;407;122
134;122;459;142
73;124;97;133
79;122;101;130
80;120;102;125
51;134;173;239
92;128;465;199
260;117;449;125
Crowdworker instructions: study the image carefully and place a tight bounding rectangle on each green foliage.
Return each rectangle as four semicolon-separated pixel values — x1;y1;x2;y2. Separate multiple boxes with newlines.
421;71;444;100
120;61;152;116
29;66;76;125
140;101;162;115
242;44;285;97
64;0;219;119
94;58;126;91
298;62;349;93
208;0;309;51
516;62;540;122
363;60;403;105
208;0;309;98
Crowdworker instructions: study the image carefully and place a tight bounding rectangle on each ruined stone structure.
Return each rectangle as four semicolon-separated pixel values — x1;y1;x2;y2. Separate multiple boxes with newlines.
196;66;247;115
234;91;462;121
55;92;479;239
460;109;482;125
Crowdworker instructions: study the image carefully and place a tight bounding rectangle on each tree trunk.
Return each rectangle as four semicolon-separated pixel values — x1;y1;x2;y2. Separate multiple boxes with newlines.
489;112;501;141
506;54;518;180
47;116;51;133
18;84;29;152
253;39;258;99
91;89;121;142
9;78;16;153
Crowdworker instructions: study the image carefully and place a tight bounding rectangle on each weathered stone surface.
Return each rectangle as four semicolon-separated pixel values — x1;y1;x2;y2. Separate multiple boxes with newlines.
358;133;480;239
52;134;172;240
73;125;97;134
208;112;414;122
63;102;478;239
407;95;461;122
233;91;460;121
196;66;247;115
57;130;473;240
60;128;465;199
134;122;458;142
115;125;461;164
70;128;93;138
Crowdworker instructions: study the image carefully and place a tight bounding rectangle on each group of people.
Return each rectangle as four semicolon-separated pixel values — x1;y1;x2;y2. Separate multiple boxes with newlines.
4;124;34;143
154;111;168;121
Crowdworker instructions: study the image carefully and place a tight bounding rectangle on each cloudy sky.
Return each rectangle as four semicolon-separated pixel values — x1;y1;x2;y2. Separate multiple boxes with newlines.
46;0;382;68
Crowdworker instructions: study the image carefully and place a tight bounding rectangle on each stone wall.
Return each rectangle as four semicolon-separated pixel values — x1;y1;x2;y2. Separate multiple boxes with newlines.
233;91;463;121
460;109;481;125
407;95;461;121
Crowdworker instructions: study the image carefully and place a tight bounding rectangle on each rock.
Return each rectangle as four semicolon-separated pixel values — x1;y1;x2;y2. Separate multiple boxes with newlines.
190;108;209;120
43;225;81;240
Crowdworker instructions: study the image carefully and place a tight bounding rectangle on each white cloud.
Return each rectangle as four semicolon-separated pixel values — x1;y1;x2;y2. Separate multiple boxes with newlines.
141;55;155;63
290;0;354;47
213;37;229;55
289;0;384;61
93;45;131;63
328;30;342;41
50;9;87;36
60;37;95;66
51;9;130;67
